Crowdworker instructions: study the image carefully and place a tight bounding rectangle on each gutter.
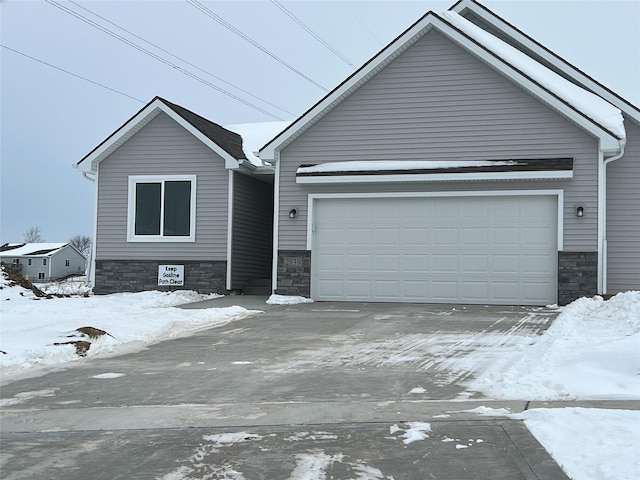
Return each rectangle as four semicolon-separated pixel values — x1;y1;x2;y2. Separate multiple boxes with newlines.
598;140;626;294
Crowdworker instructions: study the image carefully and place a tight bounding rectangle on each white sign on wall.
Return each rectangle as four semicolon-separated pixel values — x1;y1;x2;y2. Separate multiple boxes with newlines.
158;265;184;286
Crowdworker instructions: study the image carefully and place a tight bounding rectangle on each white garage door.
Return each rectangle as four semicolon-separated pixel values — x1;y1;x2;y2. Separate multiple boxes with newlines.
312;195;557;305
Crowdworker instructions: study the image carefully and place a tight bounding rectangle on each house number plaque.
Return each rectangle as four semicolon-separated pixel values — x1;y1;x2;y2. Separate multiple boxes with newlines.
284;257;303;267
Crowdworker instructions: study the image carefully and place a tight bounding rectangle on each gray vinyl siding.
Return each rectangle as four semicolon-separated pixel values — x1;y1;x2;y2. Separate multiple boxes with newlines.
607;118;640;292
231;172;273;289
49;247;86;278
95;112;229;261
278;30;599;251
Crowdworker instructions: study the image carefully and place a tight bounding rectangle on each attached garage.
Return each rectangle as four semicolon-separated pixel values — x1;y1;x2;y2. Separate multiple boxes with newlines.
311;194;559;305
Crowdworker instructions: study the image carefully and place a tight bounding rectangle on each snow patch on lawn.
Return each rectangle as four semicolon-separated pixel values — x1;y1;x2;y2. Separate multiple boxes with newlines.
266;294;313;305
515;408;640;480
465;292;640;400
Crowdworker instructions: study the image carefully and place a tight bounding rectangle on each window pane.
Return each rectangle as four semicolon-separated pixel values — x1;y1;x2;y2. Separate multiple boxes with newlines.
135;183;161;235
163;181;191;236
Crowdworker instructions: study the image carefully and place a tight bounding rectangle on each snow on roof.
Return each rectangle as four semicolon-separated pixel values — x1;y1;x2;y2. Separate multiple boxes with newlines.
297;160;520;174
226;121;292;166
0;243;68;257
440;11;625;140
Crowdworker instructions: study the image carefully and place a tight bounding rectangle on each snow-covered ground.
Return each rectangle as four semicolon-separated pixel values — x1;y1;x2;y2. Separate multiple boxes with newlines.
0;271;258;383
1;266;638;480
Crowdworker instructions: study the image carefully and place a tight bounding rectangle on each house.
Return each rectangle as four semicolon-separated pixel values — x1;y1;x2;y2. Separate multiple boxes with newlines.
0;243;86;282
75;97;287;295
259;0;639;306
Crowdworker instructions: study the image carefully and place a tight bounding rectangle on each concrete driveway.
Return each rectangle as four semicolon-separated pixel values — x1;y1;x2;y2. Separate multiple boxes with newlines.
0;298;570;479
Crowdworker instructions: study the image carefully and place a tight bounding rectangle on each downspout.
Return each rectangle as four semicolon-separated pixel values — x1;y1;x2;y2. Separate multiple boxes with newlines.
271;151;281;295
78;168;97;288
226;170;234;292
598;141;626;295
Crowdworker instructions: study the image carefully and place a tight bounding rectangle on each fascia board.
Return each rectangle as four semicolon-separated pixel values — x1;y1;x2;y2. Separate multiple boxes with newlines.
76;99;239;173
452;0;640;125
432;14;622;151
259;14;440;161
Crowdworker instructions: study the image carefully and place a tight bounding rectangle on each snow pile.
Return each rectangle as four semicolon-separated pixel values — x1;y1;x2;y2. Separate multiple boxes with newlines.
515;408;640;480
266;294;313;305
0;268;257;383
467;292;640;400
297;159;519;174
226;121;291;165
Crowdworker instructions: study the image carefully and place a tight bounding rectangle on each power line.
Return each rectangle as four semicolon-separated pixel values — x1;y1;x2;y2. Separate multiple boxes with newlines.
44;0;286;120
186;0;329;92
340;0;383;46
1;44;145;103
67;0;295;117
270;0;355;69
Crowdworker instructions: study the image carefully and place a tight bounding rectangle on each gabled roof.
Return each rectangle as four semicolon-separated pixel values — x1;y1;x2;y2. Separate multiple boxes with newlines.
0;243;70;257
75;97;248;173
260;1;627;160
450;0;640;125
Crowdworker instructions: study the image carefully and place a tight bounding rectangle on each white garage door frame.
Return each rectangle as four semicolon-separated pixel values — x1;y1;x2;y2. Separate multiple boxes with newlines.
307;189;564;303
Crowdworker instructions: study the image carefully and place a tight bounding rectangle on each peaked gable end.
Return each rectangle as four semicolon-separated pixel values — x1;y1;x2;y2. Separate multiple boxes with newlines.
261;8;624;160
76;97;246;174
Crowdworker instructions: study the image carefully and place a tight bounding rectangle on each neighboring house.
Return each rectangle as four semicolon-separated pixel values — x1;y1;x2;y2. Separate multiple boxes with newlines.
0;243;86;282
259;0;639;306
75;96;286;295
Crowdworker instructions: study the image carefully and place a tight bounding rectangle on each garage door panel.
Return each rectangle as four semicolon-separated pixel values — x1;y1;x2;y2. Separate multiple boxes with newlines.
346;254;373;272
493;255;519;274
313;196;557;305
492;282;519;301
434;201;459;219
523;254;556;274
374;280;400;298
462;228;488;246
404;281;429;298
433;228;458;246
462;254;489;273
347;280;372;297
493;228;519;246
318;228;344;246
376;229;400;245
462;282;489;300
463;201;490;219
403;254;429;271
376;254;402;272
432;254;458;273
493;201;520;219
404;228;429;246
523;227;554;246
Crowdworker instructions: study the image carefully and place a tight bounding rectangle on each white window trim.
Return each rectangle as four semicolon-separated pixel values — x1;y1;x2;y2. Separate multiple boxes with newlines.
127;175;197;242
306;189;564;251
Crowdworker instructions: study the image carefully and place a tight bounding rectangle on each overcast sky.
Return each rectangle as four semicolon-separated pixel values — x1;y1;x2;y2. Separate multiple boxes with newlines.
1;0;639;244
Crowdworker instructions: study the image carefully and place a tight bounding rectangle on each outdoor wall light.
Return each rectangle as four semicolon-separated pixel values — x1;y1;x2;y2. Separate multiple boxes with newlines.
576;206;584;218
289;208;297;219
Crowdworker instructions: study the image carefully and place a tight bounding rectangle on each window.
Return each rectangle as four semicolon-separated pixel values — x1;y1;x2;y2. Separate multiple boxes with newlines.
38;272;45;280
28;259;32;266
128;175;196;242
65;259;70;266
43;258;47;266
12;258;19;264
